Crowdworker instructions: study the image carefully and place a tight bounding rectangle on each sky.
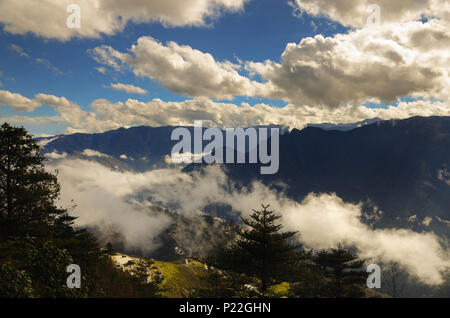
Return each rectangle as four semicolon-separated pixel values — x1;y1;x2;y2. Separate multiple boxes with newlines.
0;0;449;135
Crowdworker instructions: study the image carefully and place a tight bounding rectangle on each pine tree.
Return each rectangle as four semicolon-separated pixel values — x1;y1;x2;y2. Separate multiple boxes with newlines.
0;123;162;298
218;204;298;294
0;123;66;238
383;262;407;298
313;245;367;298
288;250;329;298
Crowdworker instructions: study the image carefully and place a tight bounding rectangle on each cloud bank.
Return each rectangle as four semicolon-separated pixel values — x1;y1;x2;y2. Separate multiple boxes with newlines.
49;159;173;253
2;90;449;134
89;18;449;108
0;90;41;112
290;0;449;28
48;158;450;285
1;2;448;137
89;37;267;100
247;19;450;107
0;0;249;41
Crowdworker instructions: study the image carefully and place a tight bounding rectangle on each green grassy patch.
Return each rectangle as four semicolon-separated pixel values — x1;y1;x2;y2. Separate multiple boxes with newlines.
152;259;209;298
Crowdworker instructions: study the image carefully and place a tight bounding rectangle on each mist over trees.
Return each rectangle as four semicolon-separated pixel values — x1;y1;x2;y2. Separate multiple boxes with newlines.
0;123;159;297
2;123;447;298
208;205;373;298
0;123;376;298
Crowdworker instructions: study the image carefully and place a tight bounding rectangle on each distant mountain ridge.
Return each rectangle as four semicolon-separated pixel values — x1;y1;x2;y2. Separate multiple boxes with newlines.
307;118;381;131
37;119;379;170
190;116;450;233
38;117;450;234
38;125;288;171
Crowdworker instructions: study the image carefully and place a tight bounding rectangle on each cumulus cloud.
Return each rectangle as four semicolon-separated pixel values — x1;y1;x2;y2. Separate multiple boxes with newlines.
90;97;450;131
8;20;448;134
0;0;249;41
88;46;130;72
109;83;148;95
290;0;450;28
0;115;65;131
88;18;449;108
0;90;41;112
2;89;449;134
247;19;450;107
49;159;450;284
33;93;121;133
90;37;268;100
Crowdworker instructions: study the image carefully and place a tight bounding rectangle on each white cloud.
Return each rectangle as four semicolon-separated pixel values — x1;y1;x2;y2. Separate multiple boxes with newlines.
45;151;68;160
282;193;450;285
423;216;433;227
37;137;59;147
49;159;450;284
90;96;450;131
89;18;449;108
0;115;63;129
91;37;268;100
2;90;449;134
247;19;450;108
33;93;120;133
134;165;450;284
96;67;107;74
0;90;41;112
0;0;249;41
88;46;130;72
290;0;450;28
164;152;211;165
48;159;173;254
91;97;450;131
2;1;448;125
81;149;110;158
110;83;148;95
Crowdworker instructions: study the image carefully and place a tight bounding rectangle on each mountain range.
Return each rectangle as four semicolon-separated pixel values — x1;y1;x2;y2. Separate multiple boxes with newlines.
39;116;450;237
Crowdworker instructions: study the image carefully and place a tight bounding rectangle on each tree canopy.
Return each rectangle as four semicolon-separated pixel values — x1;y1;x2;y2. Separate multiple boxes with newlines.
215;204;298;294
0;123;160;298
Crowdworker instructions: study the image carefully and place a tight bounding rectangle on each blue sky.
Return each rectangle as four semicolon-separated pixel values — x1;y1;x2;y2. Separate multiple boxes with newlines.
0;0;447;135
0;0;344;131
0;0;342;103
